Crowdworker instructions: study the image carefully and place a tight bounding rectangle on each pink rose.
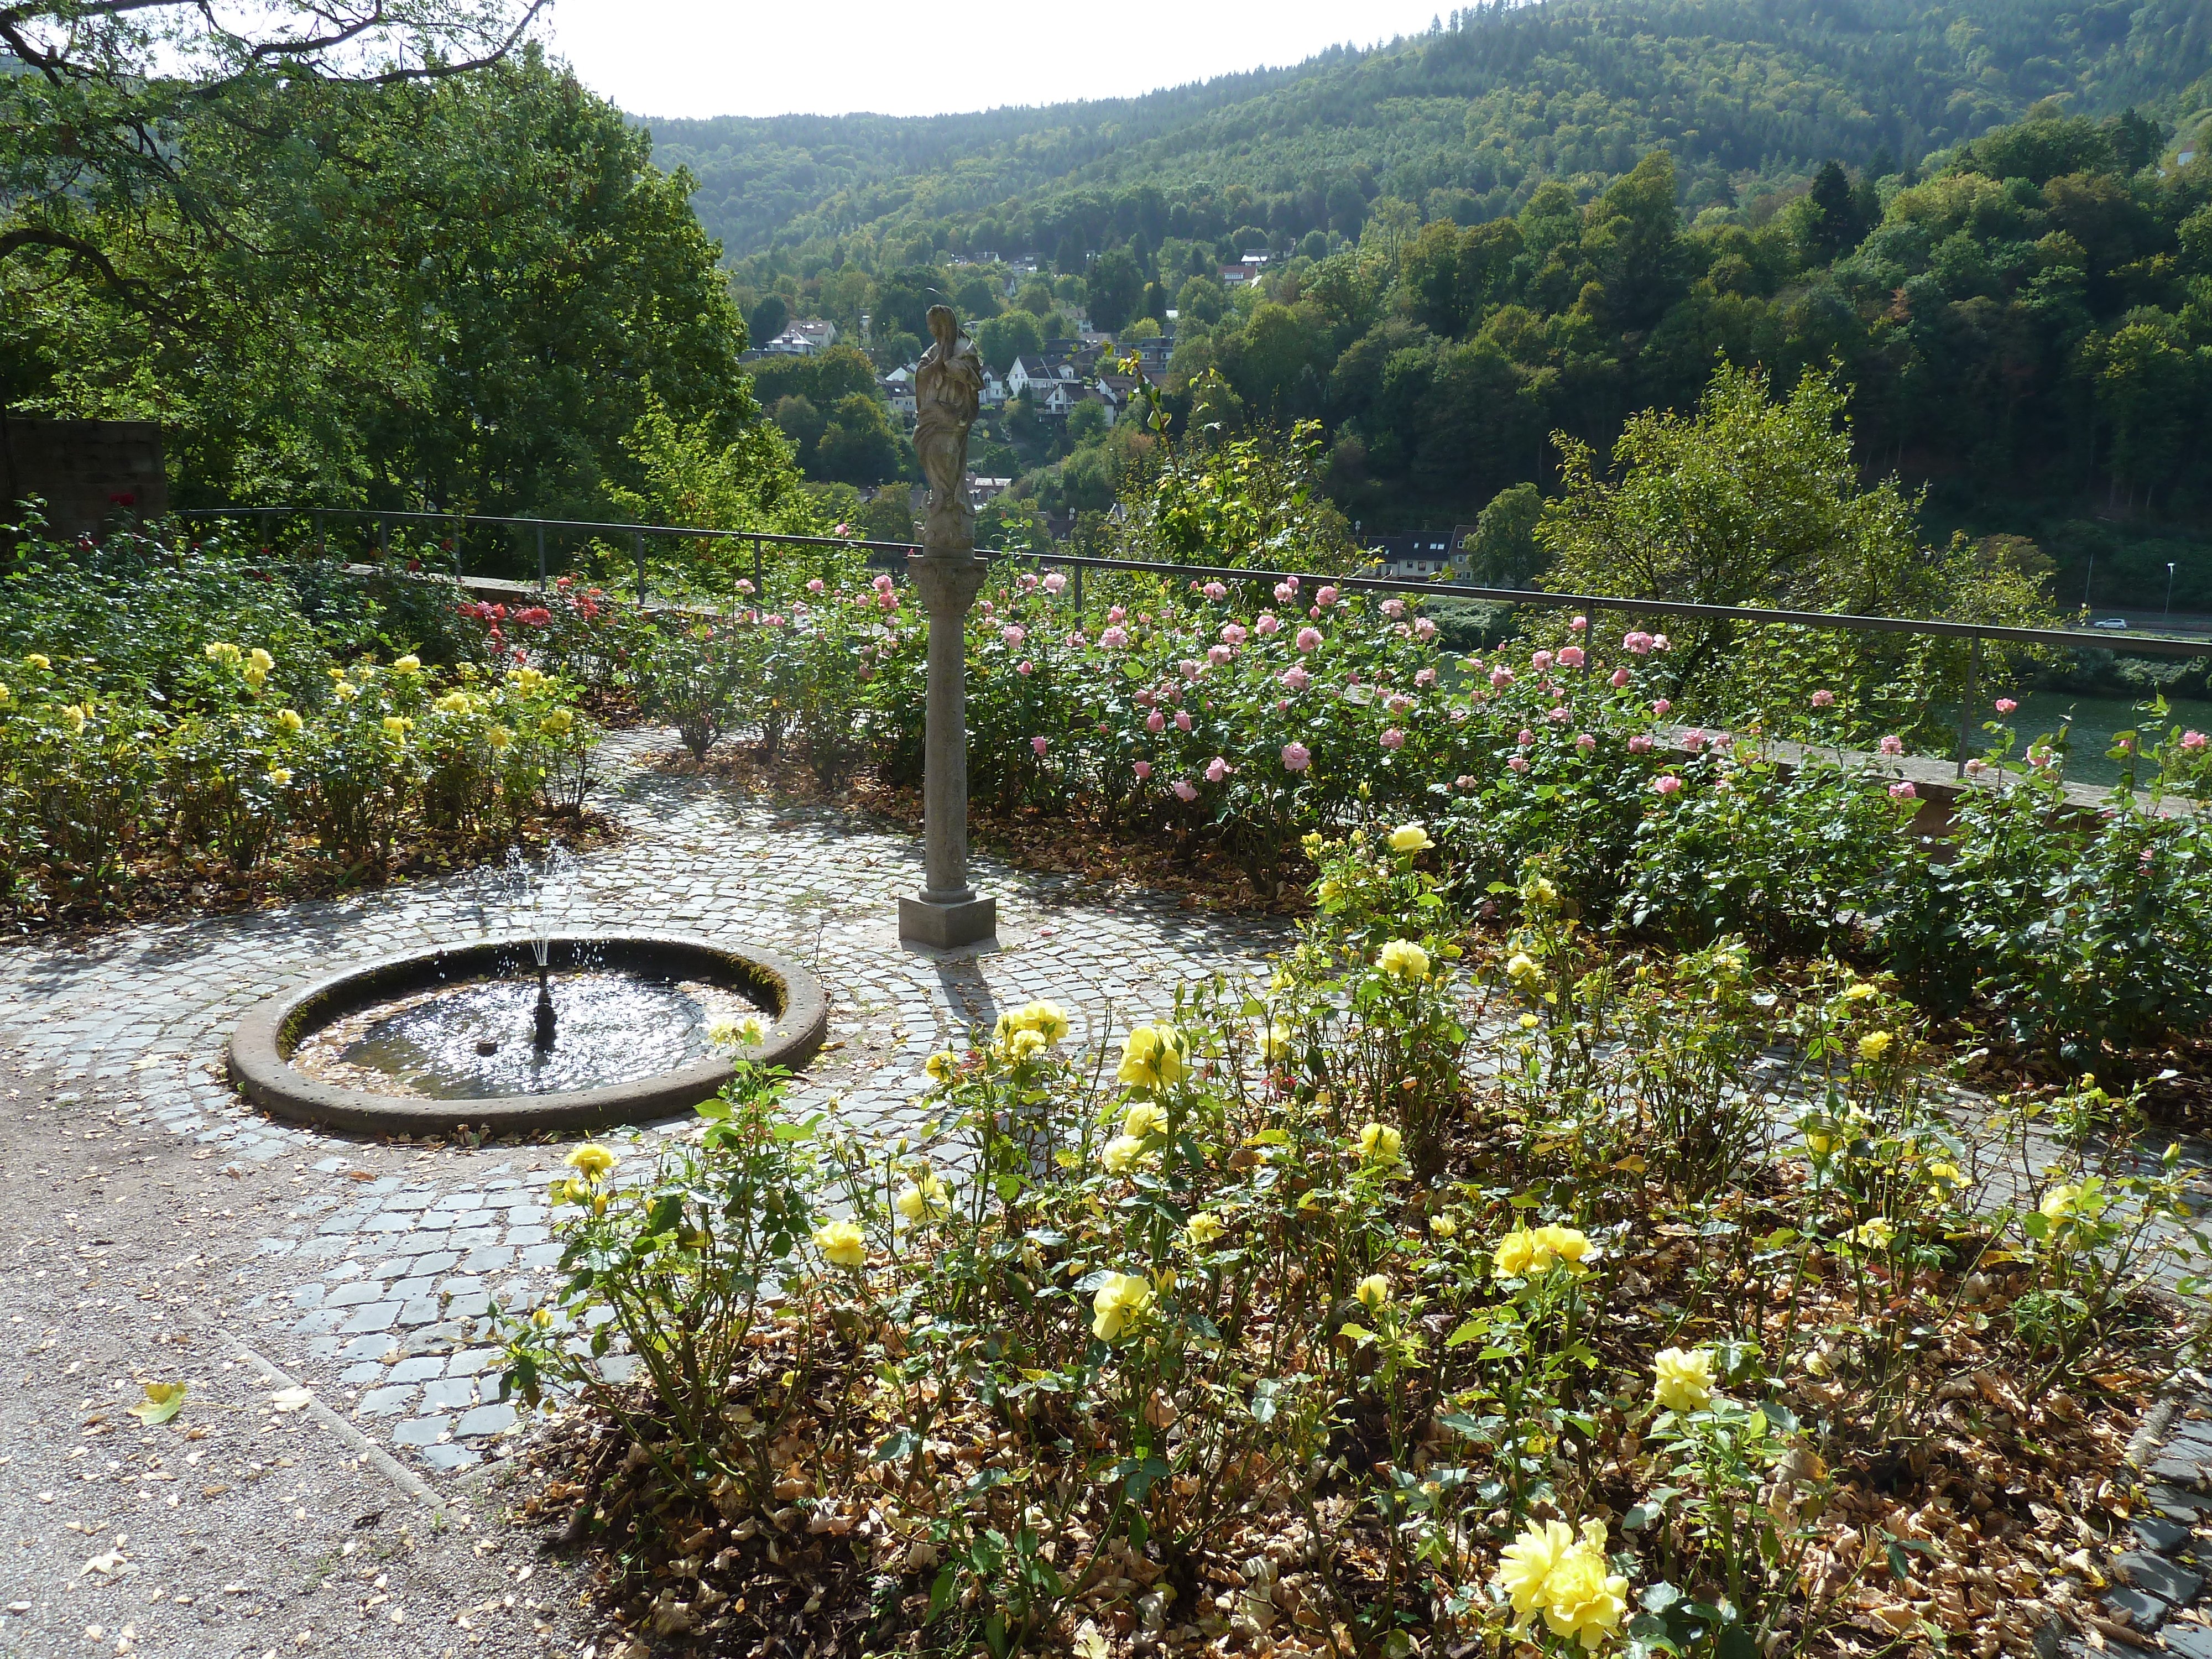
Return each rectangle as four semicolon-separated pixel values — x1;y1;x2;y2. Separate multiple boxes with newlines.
1413;615;1437;640
1280;665;1310;692
1651;699;1672;717
1570;614;1588;632
1490;667;1515;689
1205;756;1230;783
1652;635;1672;652
1576;733;1596;752
1507;755;1529;772
1172;779;1198;802
1002;625;1025;646
1016;660;1034;676
1888;781;1917;801
1019;572;1040;592
1558;645;1585;669
1108;604;1126;624
1274;580;1298;603
1448;707;1468;724
1683;729;1708;753
1623;630;1653;656
1133;759;1152;780
1146;709;1165;733
873;573;894;593
1531;650;1554;672
1415;666;1437;687
1031;735;1048;755
1386;693;1413;716
1381;598;1405;619
1628;734;1655;754
1255;613;1280;637
1044;572;1066;594
1879;735;1903;756
1548;706;1572;724
1811;689;1835;708
1203;581;1228;601
1380;728;1405;750
737;578;755;596
1276;699;1290;713
1610;667;1631;688
1965;757;1989;777
1651;775;1683;796
806;577;825;593
1101;626;1129;649
1517;728;1535;748
1175;709;1192;732
1714;732;1734;750
1282;742;1311;771
1995;697;2018;715
1296;627;1322;652
1208;643;1233;665
2183;730;2208;750
1455;774;1477;790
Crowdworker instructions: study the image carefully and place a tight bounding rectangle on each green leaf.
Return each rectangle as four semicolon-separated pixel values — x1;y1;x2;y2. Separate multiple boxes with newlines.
128;1381;187;1425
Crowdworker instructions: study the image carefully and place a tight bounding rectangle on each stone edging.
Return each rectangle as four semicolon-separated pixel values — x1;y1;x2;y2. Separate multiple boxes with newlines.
227;931;828;1135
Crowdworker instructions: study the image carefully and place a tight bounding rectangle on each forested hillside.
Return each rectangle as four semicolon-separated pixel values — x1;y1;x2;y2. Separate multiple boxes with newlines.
653;0;2212;259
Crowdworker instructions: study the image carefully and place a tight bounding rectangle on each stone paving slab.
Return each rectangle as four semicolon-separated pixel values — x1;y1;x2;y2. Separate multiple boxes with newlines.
0;727;1287;1476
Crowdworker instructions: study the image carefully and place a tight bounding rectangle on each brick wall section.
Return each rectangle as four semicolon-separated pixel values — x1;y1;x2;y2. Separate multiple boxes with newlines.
1;417;168;538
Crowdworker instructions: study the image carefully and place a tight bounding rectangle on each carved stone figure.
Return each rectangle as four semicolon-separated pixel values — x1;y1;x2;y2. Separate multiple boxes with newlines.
913;304;985;553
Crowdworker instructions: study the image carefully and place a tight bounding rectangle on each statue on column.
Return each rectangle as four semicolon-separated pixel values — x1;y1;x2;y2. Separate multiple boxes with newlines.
914;304;985;554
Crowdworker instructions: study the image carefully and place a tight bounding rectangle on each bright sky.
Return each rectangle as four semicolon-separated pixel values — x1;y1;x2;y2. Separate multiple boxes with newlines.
541;0;1456;121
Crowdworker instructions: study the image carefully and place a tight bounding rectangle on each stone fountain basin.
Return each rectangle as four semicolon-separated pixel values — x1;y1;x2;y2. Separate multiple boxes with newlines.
228;932;828;1135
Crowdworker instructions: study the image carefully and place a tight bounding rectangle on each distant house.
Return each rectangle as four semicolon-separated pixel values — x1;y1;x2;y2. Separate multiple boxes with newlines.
980;366;1008;406
1076;387;1120;425
1240;248;1271;267
1032;381;1075;417
878;375;917;418
1096;373;1150;422
1007;355;1078;398
1218;265;1256;287
1363;533;1457;581
764;318;838;356
1120;337;1173;375
963;474;1013;509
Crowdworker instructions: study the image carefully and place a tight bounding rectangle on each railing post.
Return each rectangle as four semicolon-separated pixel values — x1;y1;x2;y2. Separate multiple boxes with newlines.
536;521;547;592
1072;559;1083;611
1958;633;1981;779
314;509;326;562
752;536;764;606
377;514;388;561
634;532;646;609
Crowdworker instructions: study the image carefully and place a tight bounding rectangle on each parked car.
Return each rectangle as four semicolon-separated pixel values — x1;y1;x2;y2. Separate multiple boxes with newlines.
2093;618;2131;631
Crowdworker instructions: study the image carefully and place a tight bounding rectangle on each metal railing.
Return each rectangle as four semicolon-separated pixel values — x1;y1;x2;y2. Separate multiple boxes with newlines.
174;505;2211;776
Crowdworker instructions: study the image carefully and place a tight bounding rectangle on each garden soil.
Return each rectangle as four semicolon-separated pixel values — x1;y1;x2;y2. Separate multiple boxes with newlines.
0;1058;601;1659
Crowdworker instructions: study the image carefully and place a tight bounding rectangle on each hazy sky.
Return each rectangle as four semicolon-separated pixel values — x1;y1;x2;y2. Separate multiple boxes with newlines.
542;0;1456;121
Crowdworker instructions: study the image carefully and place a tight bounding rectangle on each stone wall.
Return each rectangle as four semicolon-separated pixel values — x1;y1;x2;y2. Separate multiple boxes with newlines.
1;417;168;539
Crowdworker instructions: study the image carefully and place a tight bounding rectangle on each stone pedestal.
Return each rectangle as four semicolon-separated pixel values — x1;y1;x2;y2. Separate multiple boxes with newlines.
899;546;996;950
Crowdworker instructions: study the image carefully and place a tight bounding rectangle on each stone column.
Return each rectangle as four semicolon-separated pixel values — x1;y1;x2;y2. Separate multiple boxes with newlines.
899;304;997;950
898;549;996;947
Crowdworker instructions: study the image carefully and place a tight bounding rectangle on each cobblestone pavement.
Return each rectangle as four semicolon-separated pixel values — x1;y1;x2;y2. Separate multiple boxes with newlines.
0;728;1287;1483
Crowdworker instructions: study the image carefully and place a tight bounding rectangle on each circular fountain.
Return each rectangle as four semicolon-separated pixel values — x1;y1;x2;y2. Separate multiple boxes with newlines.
228;848;826;1135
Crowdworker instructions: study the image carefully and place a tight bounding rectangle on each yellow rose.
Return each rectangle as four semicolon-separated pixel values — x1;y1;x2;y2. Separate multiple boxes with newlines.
334;681;359;702
1256;1021;1292;1062
1429;1213;1458;1239
1529;875;1559;907
241;663;267;688
265;767;292;788
1122;1102;1167;1141
1115;1024;1187;1089
1506;952;1541;987
1519;1012;1541;1029
1377;939;1429;981
895;1171;950;1222
1494;1224;1592;1279
1532;1223;1593;1272
278;707;304;732
547;1177;576;1205
392;655;421;675
249;648;274;671
1356;1122;1402;1165
1841;980;1878;1001
924;1048;958;1083
1652;1345;1716;1413
1016;999;1070;1044
25;654;50;670
1007;1027;1046;1061
1858;1030;1895;1062
61;704;86;735
813;1220;866;1270
1495;1519;1572;1625
1537;1525;1629;1650
1389;822;1433;854
1100;1134;1146;1174
204;641;241;665
564;1143;617;1182
1926;1161;1961;1190
2039;1182;2090;1224
0;684;12;708
1186;1212;1223;1247
1353;1274;1390;1311
540;707;573;735
1091;1272;1153;1342
435;691;472;713
382;715;409;740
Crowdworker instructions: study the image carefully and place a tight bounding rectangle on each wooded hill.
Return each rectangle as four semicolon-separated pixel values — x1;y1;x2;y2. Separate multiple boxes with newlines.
649;0;2212;260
